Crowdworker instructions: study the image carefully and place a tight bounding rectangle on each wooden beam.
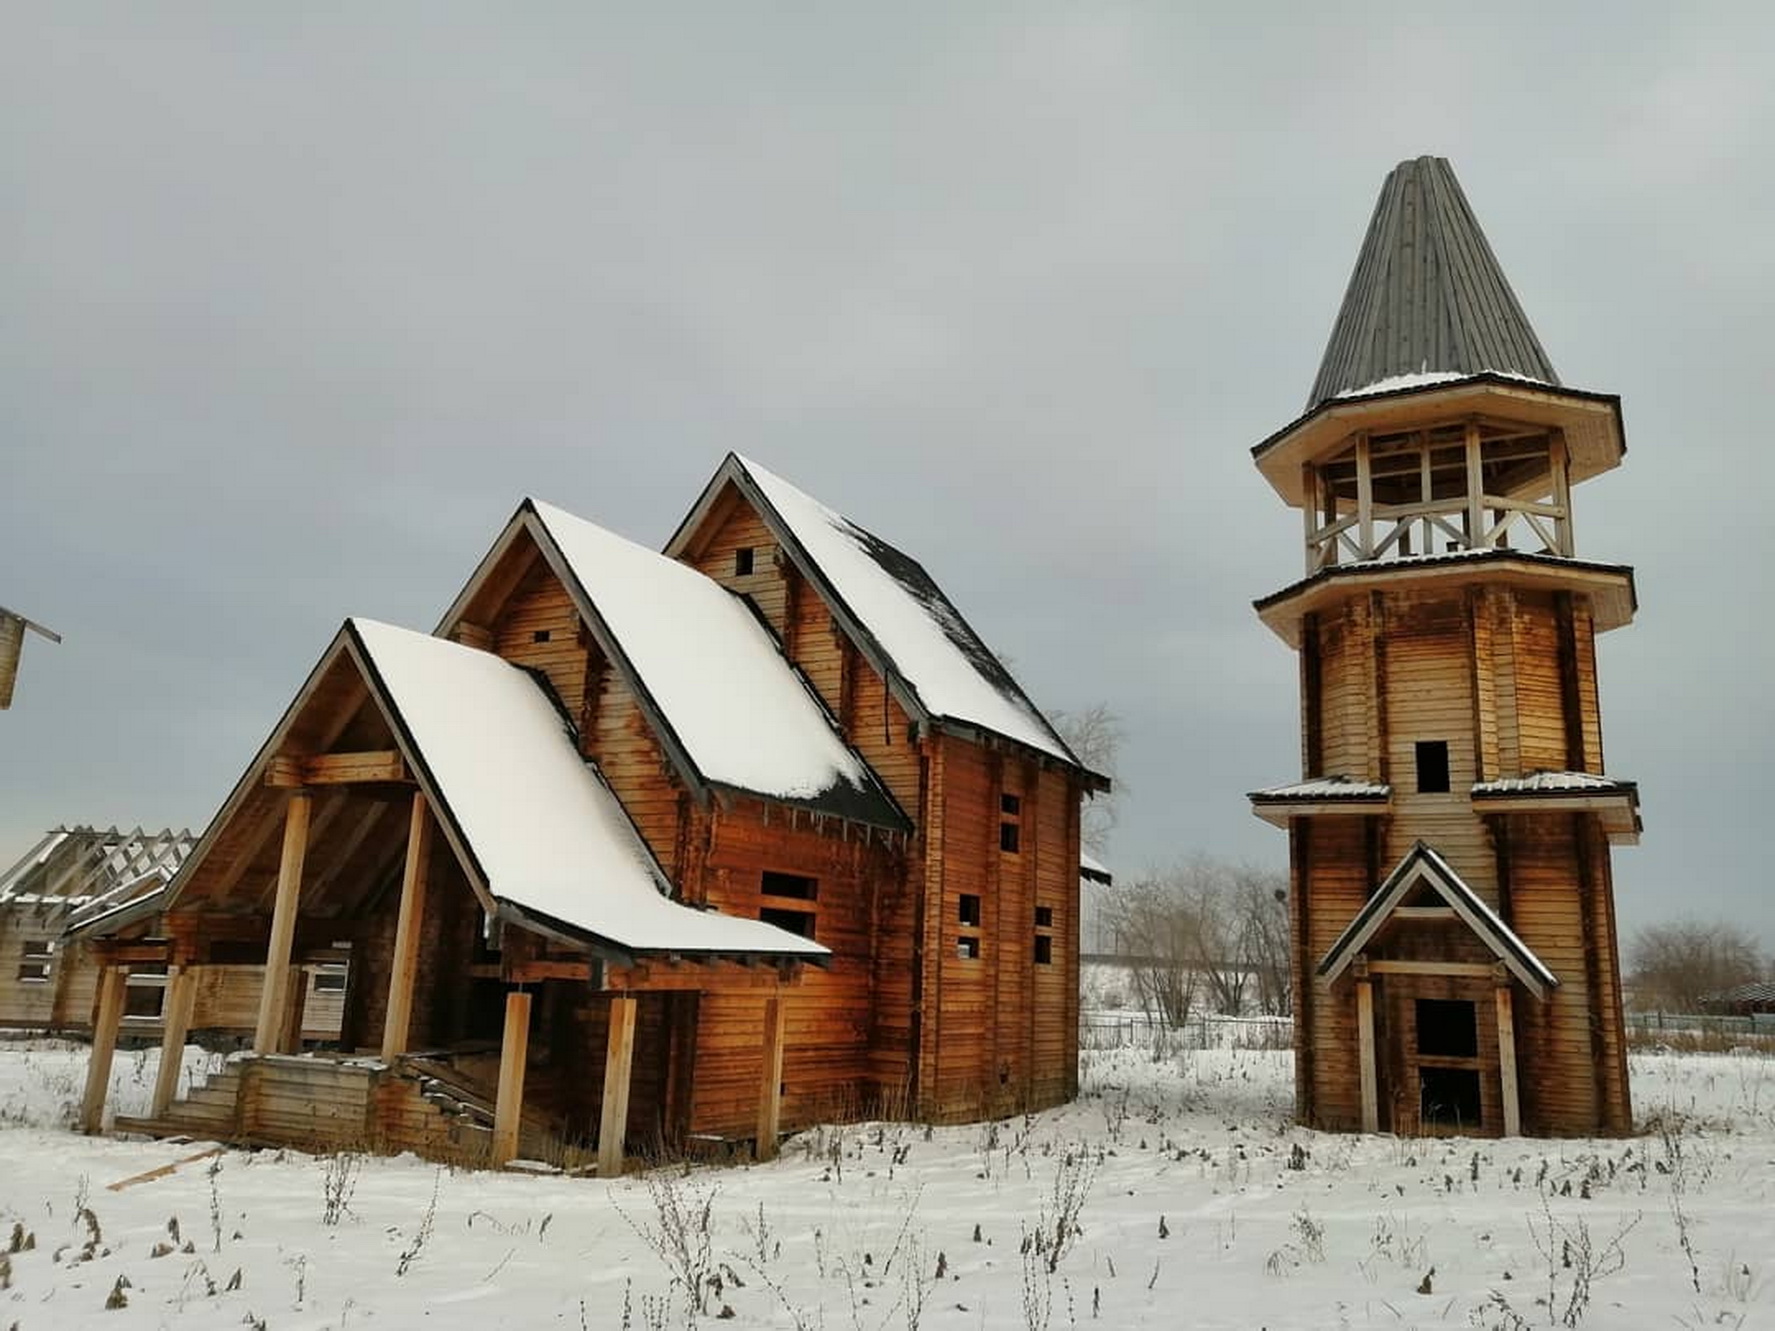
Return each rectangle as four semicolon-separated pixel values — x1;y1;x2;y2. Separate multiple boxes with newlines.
605;960;803;992
1355;434;1374;559
80;967;128;1133
1356;977;1379;1134
1366;959;1499;979
266;750;408;788
598;996;639;1176
279;965;309;1052
1392;906;1457;921
1464;420;1485;547
1496;983;1521;1137
1549;430;1574;556
380;792;432;1060
491;990;533;1168
253;791;312;1054
755;993;788;1161
150;966;199;1118
506;958;595;984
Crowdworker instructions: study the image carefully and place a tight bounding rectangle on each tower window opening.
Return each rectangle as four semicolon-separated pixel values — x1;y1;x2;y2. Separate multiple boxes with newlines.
734;547;755;576
1415;999;1478;1058
1414;740;1451;794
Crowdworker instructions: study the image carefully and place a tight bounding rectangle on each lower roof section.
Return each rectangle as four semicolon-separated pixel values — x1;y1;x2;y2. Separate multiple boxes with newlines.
351;619;829;960
1254;549;1636;647
1248;776;1391;826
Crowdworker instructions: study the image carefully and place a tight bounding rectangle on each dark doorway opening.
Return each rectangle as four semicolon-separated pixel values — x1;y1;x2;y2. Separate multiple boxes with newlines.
1420;1067;1482;1128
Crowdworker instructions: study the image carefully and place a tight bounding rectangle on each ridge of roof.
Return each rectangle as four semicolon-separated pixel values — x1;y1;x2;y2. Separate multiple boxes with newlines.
1308;156;1558;408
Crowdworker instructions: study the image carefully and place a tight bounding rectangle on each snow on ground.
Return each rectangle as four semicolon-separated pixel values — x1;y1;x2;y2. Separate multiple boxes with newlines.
1;1038;1772;1329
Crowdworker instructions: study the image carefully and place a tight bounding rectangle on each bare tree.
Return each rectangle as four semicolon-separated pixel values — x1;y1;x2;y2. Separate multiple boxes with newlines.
1100;856;1292;1024
1628;919;1765;1012
1048;703;1123;856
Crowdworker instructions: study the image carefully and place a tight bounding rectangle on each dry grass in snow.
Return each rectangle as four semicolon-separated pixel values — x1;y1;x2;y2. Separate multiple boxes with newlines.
0;1036;1770;1328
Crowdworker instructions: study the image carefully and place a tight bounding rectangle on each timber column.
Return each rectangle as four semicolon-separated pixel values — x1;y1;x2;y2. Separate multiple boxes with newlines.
1245;156;1643;1138
254;789;313;1054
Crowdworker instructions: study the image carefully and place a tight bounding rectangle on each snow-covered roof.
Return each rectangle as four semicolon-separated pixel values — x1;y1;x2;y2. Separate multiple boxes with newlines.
1471;771;1633;796
1334;368;1550;400
1080;850;1112;886
351;619;826;959
529;501;903;828
1250;776;1391;802
1318;841;1557;998
722;455;1081;768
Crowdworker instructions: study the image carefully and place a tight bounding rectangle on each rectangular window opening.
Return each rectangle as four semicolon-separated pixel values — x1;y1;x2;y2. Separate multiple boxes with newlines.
124;964;169;1022
958;894;981;928
532;629;551;644
1414;740;1451;794
1034;935;1053;965
1415;998;1479;1058
311;966;349;994
17;940;53;984
999;822;1021;854
1034;905;1054;927
760;906;816;939
957;936;980;960
734;547;755;576
761;871;818;901
1000;793;1021;816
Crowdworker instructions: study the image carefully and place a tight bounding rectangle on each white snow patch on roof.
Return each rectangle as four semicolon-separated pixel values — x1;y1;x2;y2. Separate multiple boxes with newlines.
1335;368;1551;400
1250;776;1391;800
353;619;826;957
734;456;1073;763
531;502;882;807
1472;770;1629;795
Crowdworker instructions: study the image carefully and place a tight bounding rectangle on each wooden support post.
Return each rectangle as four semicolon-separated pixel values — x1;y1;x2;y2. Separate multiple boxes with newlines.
1355;434;1374;559
598;995;639;1177
491;990;533;1168
1419;437;1433;555
81;966;129;1133
1549;432;1574;556
755;993;788;1161
254;790;312;1054
1302;465;1319;571
279;966;309;1053
1464;421;1485;548
1496;983;1522;1137
150;966;199;1118
380;791;433;1061
1355;973;1379;1134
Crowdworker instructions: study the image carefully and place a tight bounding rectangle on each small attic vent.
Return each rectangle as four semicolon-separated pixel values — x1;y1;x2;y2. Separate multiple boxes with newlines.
735;547;755;576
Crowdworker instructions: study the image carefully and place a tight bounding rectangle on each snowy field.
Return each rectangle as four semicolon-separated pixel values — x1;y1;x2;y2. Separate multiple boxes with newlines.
1;1039;1772;1329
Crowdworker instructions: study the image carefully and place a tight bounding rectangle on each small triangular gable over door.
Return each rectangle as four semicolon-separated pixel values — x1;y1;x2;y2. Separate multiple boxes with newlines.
1316;842;1555;1138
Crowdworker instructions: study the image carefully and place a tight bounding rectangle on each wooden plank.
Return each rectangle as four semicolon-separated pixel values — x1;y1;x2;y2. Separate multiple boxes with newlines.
755;993;787;1161
491;990;532;1168
253;792;312;1054
1356;978;1378;1133
105;1147;225;1192
150;967;199;1118
266;750;408;788
1496;984;1521;1136
1367;959;1499;979
380;792;432;1060
599;996;638;1177
1355;434;1374;558
279;966;309;1053
80;967;128;1133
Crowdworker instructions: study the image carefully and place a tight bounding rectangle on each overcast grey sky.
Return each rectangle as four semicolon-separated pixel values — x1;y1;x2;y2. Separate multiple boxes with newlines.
4;5;1771;948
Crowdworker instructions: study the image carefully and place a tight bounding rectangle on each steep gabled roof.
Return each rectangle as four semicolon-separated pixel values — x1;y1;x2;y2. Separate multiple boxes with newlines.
439;502;908;831
1318;841;1557;998
668;454;1101;781
348;619;827;959
1308;156;1558;408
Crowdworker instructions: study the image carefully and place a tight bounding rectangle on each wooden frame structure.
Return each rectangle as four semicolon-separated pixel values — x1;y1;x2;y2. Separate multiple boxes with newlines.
80;456;1104;1168
1249;157;1640;1138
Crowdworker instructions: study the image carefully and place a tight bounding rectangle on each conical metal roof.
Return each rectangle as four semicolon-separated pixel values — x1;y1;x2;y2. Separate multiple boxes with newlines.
1307;156;1559;408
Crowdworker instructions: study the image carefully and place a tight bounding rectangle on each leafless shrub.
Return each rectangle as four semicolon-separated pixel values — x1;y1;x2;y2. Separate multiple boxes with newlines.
615;1170;719;1315
395;1170;442;1277
322;1150;362;1226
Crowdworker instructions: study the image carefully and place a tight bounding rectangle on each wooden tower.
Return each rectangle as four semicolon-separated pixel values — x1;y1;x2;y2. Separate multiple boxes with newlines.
1248;157;1640;1137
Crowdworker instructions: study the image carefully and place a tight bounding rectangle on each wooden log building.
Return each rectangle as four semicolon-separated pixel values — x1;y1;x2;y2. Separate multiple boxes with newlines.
0;826;344;1043
1248;156;1640;1137
79;455;1106;1170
